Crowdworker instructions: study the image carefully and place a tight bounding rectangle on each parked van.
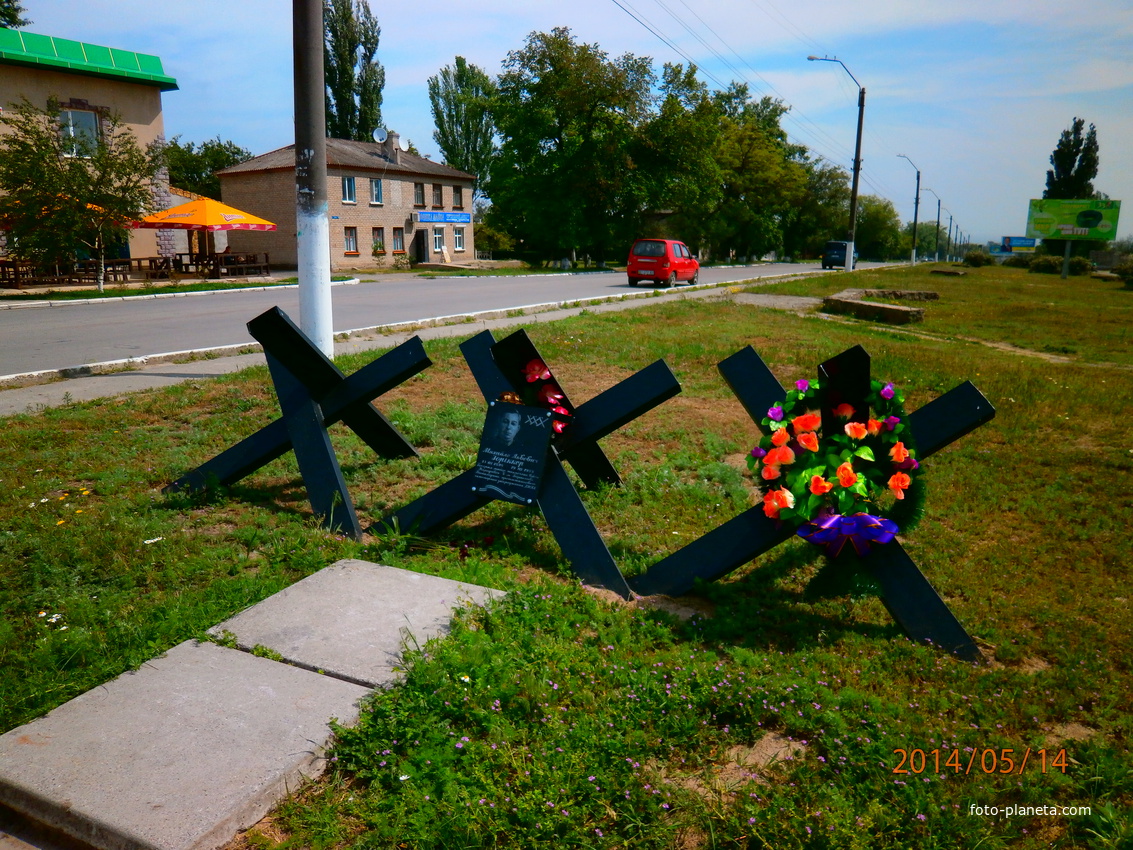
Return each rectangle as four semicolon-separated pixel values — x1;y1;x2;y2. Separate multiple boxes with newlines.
822;241;858;270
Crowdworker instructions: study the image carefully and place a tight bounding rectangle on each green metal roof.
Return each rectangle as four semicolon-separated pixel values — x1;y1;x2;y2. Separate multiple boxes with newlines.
0;29;178;91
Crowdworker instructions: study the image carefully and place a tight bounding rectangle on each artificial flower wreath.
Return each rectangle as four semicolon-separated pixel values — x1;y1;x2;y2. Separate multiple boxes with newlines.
746;377;925;556
494;358;572;433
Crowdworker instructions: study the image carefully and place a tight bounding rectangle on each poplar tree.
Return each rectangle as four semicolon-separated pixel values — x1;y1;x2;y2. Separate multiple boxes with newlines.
0;1;30;28
324;0;384;141
427;56;497;202
1043;117;1099;199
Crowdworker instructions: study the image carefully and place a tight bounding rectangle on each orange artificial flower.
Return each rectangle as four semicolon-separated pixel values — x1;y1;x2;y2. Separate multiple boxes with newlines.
844;421;868;440
832;403;855;419
792;412;821;433
798;431;819;452
760;463;782;481
766;446;796;466
771;427;791;447
809;475;834;495
762;488;796;519
867;418;883;436
836;461;857;488
889;441;910;463
888;472;911;499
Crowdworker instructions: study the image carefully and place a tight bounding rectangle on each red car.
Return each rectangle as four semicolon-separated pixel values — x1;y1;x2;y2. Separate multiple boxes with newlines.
626;238;700;287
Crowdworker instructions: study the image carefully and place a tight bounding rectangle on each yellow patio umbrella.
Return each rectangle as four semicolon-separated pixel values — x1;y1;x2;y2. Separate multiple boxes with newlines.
134;197;276;231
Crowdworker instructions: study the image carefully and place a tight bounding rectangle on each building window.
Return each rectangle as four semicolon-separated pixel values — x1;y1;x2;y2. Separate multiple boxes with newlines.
392;227;405;252
432;184;444;207
344;226;358;253
433;227;444;253
454;227;465;251
60;109;99;157
453;186;464;209
341;176;356;203
372;226;385;252
413;183;425;206
370;178;383;205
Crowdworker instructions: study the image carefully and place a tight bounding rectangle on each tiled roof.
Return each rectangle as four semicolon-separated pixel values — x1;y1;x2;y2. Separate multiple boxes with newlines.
217;137;475;181
0;29;178;91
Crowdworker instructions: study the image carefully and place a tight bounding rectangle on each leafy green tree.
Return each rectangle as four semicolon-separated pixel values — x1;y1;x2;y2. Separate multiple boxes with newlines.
428;56;497;203
0;98;164;290
900;220;948;261
487;27;655;263
164;135;251;199
1044;117;1099;199
0;1;29;28
1043;117;1104;258
324;0;384;141
700;85;807;261
781;158;850;259
853;195;903;260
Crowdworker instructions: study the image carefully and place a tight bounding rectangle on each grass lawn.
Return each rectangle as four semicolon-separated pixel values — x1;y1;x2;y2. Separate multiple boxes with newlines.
0;264;1129;848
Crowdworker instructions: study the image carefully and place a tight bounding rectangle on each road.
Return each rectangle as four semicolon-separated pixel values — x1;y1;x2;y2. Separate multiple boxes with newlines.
0;262;837;377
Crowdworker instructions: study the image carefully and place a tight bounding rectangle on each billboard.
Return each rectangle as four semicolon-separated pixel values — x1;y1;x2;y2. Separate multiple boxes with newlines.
1002;236;1036;253
1025;199;1121;241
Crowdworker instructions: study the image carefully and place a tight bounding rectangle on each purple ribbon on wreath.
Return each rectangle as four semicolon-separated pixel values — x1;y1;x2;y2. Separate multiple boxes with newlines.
797;511;899;558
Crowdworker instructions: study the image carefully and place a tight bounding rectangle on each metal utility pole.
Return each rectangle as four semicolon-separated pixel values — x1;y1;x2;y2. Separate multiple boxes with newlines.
808;56;864;271
898;154;920;264
293;0;333;356
925;188;942;261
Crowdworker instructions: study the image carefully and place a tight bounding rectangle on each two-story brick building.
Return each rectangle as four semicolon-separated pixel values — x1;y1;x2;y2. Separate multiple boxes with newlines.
0;28;178;259
217;131;476;270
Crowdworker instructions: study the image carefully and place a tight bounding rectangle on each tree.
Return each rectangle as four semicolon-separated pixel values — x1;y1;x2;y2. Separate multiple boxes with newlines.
853;195;902;260
324;0;384;141
0;98;165;291
487;27;654;262
0;1;30;27
164;135;251;199
781;158;850;259
1044;117;1099;200
428;56;497;203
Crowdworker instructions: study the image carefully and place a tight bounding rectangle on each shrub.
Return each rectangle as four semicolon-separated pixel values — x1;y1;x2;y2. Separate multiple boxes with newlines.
963;249;992;267
1027;254;1093;276
1028;255;1063;274
1111;259;1133;282
1002;254;1031;268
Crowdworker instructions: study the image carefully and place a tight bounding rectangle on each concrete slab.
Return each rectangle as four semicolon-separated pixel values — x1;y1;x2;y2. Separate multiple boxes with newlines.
0;640;369;850
208;559;506;688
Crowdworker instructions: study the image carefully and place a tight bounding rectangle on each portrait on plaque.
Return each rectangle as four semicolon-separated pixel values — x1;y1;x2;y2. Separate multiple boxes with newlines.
472;403;556;505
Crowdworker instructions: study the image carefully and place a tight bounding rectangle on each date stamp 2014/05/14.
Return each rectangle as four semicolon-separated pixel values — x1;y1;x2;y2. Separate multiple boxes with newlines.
892;747;1068;776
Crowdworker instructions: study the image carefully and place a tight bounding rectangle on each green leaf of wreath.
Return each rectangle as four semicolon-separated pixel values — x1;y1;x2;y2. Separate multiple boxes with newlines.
853;446;875;461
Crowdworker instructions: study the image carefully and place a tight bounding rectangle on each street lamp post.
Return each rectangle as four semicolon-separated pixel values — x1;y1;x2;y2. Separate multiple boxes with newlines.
945;212;953;261
924;188;942;261
897;154;921;264
808;55;864;271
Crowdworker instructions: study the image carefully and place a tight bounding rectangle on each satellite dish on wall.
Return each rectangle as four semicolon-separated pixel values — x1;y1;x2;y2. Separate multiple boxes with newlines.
398;136;409;152
372;127;388;144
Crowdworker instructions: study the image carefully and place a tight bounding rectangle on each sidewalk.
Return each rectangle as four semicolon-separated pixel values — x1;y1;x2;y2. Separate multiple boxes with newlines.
0;560;504;850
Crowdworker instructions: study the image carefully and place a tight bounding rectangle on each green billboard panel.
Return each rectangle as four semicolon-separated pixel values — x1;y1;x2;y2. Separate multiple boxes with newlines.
1026;199;1121;241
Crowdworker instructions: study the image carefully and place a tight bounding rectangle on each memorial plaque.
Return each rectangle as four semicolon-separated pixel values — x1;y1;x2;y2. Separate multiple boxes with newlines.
471;403;557;505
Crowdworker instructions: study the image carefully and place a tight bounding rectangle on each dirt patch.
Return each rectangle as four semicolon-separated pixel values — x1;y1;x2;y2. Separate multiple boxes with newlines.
1045;722;1097;747
1018;656;1051;675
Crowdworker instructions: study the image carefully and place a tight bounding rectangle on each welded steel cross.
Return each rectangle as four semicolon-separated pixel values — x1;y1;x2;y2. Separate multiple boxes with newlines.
629;344;995;662
164;306;431;540
376;328;681;599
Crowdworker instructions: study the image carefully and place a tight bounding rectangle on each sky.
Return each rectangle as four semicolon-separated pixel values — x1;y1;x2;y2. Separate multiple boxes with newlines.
25;0;1133;246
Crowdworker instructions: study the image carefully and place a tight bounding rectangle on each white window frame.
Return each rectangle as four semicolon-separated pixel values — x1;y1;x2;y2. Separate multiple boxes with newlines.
60;109;99;157
341;176;356;204
432;227;445;253
370;177;383;205
453;227;465;252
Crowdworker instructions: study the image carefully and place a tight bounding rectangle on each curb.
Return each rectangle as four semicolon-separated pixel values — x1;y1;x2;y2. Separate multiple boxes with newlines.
0;278;361;310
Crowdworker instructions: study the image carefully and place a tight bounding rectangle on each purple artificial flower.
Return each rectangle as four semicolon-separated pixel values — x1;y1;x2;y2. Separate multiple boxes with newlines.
880;382;896;400
896;457;920;472
768;405;784;422
750;446;767;460
884;415;901;431
796;379;810;393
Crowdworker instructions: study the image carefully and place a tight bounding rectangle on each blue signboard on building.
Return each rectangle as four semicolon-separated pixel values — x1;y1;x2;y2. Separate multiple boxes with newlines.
415;211;472;224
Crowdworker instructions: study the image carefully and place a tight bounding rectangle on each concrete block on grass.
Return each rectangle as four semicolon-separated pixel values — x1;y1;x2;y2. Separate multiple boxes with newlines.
0;641;369;850
209;559;506;688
